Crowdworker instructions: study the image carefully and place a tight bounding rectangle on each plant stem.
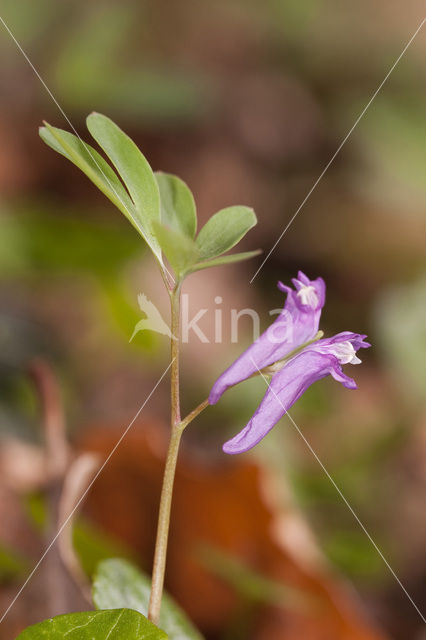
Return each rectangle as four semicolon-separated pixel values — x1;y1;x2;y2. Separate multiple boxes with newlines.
148;423;184;624
148;283;182;625
180;398;209;429
170;284;181;428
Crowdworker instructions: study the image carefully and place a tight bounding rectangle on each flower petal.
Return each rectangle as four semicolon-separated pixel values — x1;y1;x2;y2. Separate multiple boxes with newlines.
223;350;338;454
309;332;370;364
330;365;357;389
319;331;371;350
209;273;326;404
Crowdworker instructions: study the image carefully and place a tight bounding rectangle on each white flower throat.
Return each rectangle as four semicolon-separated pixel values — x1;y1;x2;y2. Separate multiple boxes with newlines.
328;340;361;365
296;284;318;307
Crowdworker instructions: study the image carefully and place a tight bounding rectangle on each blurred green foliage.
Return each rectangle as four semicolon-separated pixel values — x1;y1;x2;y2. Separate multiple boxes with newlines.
26;493;136;578
324;531;385;579
376;275;426;404
0;545;28;583
199;545;314;612
0;207;142;277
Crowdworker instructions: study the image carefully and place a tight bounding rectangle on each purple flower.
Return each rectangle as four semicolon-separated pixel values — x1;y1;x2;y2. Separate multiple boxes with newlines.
208;273;370;455
209;271;325;404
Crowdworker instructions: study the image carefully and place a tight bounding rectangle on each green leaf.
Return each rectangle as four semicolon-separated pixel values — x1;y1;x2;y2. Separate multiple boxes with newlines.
39;124;134;216
155;172;197;238
86;113;161;258
39;123;162;262
189;249;262;273
195;206;257;260
16;609;167;640
153;223;199;276
93;558;204;640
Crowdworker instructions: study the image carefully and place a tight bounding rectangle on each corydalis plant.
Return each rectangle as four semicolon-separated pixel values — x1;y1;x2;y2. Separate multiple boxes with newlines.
39;114;261;284
38;113;260;637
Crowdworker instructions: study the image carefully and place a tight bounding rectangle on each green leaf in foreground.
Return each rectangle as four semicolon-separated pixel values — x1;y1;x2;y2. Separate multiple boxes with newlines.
155;172;197;238
16;609;167;640
195;206;257;260
93;558;204;640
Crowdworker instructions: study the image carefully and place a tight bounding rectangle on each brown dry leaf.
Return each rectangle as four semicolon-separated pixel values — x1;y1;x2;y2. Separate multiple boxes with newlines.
80;420;387;640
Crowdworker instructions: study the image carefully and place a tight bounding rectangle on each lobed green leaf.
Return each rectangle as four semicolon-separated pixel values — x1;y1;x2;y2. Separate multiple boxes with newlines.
40;115;260;280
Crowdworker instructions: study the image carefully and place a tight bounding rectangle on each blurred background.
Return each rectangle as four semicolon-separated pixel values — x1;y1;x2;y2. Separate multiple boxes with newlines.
0;1;425;638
